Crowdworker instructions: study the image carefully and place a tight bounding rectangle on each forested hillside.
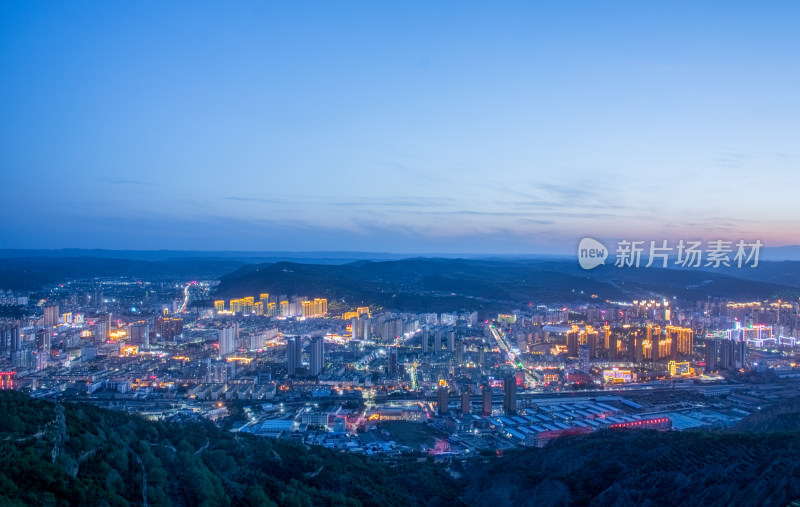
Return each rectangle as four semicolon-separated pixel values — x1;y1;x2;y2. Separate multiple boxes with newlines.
3;391;800;506
0;392;460;506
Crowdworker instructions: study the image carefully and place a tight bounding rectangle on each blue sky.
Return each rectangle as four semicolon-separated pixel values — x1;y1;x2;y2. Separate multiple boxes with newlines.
1;2;798;253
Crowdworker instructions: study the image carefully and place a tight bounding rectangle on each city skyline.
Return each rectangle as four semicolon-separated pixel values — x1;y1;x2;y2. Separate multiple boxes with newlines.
2;2;799;253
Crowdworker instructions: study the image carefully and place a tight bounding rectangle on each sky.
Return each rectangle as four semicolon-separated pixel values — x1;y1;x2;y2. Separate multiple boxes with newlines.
1;1;799;254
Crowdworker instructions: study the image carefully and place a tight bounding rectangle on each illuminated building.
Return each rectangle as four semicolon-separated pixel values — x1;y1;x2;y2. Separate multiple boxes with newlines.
567;325;599;357
357;307;370;317
240;297;254;314
666;326;693;357
497;314;516;324
567;325;580;357
280;301;289;317
668;360;692;376
254;302;264;315
482;384;492;416
121;345;138;356
267;302;277;316
503;373;517;415
214;300;225;312
586;326;598;358
729;325;773;348
310;336;324;376
0;372;15;390
603;367;633;383
608;417;672;431
259;293;269;303
315;298;327;316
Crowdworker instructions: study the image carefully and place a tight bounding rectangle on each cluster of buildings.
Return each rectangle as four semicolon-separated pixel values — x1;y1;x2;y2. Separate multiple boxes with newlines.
1;276;800;455
215;294;328;318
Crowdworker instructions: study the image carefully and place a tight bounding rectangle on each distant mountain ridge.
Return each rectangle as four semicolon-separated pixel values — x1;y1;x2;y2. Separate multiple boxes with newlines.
215;257;800;313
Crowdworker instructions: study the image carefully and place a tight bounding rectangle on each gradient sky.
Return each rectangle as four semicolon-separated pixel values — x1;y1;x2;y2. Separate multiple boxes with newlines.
1;2;799;253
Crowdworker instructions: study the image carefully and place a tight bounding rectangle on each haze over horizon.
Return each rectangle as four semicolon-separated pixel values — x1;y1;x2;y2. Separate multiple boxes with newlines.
2;2;799;253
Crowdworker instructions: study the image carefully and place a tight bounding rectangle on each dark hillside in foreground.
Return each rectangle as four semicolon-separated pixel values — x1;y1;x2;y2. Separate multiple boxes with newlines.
462;430;800;507
2;392;800;506
0;391;460;506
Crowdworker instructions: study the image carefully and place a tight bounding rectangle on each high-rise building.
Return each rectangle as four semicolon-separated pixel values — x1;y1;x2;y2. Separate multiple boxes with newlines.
128;323;150;348
421;329;429;353
503;374;517;415
154;316;183;343
481;384;492;416
94;314;112;343
719;338;735;370
43;304;59;328
666;326;693;358
219;325;236;357
437;386;449;416
214;300;225;313
704;338;718;372
388;347;398;377
634;330;644;364
434;329;442;353
736;339;747;368
455;340;465;365
461;391;471;414
36;328;50;355
447;331;455;352
608;328;620;360
287;336;302;376
579;345;590;374
310;336;324;376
